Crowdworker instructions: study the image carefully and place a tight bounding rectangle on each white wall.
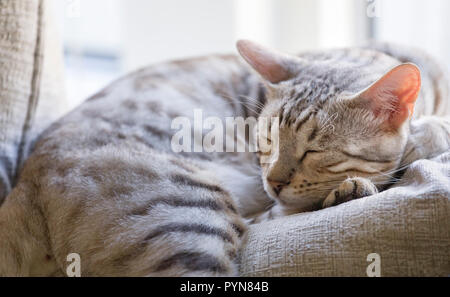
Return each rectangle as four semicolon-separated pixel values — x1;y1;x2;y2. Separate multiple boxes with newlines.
317;0;369;48
55;0;371;104
53;0;450;107
119;0;369;71
375;0;450;70
56;0;450;73
234;0;321;53
54;0;122;55
120;0;237;71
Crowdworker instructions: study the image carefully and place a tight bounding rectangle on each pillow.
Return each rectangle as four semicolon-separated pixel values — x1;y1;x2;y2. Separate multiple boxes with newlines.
0;0;67;203
239;152;450;276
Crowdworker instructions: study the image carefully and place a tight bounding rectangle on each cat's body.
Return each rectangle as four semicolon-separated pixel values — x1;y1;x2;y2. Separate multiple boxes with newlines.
0;54;267;276
0;42;449;276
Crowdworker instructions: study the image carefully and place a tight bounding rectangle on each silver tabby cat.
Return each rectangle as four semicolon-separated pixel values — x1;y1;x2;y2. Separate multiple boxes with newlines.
0;40;449;276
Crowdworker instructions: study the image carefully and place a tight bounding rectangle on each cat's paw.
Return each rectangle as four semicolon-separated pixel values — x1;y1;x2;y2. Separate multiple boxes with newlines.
322;177;378;209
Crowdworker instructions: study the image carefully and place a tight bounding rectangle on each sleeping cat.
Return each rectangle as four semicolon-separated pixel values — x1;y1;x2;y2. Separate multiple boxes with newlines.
0;40;449;276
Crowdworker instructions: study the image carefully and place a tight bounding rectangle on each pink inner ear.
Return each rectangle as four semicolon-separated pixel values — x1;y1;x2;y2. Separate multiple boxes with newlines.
361;63;421;129
236;40;292;84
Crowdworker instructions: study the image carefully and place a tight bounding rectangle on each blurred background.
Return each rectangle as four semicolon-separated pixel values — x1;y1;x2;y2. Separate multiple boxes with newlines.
53;0;450;108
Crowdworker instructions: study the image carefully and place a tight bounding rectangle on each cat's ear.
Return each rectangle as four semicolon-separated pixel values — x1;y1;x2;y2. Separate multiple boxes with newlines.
353;63;421;130
236;40;297;84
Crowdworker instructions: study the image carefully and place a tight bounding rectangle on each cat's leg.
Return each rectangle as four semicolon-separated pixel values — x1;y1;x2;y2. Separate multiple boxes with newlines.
38;152;248;277
0;183;59;276
3;148;247;276
322;177;378;209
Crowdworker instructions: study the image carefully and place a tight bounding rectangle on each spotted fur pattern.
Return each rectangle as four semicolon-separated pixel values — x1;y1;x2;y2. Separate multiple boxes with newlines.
1;43;449;276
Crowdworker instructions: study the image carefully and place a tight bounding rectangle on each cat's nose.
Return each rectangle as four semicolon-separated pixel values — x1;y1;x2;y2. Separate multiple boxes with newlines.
267;179;289;195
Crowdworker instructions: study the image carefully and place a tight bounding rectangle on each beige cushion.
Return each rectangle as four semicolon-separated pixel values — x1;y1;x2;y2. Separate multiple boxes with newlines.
0;0;67;203
240;152;450;277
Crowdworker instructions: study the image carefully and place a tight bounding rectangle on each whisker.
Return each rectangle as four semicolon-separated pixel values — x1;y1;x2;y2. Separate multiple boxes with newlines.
238;95;265;109
221;96;261;115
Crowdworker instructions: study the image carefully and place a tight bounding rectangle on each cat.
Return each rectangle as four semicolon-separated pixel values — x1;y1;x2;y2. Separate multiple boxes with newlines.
0;40;449;276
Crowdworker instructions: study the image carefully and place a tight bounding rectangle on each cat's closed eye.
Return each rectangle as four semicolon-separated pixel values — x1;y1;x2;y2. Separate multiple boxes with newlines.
325;159;384;174
298;150;320;163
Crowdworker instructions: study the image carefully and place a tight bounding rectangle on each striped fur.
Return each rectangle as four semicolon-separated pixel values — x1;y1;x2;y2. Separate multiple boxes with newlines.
1;43;449;276
244;41;450;214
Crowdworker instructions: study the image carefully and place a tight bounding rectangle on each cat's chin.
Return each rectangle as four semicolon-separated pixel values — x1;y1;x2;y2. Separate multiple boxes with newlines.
262;180;326;212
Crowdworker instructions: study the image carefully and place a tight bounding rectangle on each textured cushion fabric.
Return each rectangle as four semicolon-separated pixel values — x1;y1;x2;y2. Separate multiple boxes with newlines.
240;152;450;277
0;0;67;203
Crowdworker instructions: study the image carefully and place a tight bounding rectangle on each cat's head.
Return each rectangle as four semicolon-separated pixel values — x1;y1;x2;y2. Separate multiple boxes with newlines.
237;40;421;210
